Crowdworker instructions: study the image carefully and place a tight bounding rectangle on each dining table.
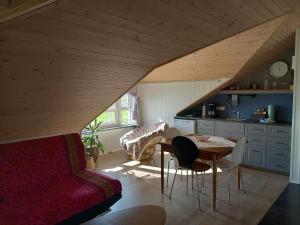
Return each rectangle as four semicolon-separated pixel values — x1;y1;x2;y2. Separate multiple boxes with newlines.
159;134;241;211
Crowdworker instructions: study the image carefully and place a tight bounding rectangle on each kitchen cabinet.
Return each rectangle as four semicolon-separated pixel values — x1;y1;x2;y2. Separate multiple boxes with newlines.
174;118;196;135
267;125;291;173
197;119;215;135
176;117;292;174
244;124;267;168
215;121;244;138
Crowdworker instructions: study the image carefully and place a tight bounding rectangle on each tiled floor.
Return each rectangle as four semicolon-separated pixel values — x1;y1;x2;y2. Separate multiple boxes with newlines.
84;150;289;225
258;183;300;225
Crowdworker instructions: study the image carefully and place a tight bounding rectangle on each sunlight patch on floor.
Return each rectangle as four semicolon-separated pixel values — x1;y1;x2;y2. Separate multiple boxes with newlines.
138;165;223;174
102;166;124;172
122;161;141;166
122;169;161;178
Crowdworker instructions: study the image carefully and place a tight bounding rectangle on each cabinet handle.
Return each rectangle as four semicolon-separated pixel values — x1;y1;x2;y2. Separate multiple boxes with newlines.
275;142;285;145
275;164;283;168
275;153;284;156
275;130;286;133
252;150;260;153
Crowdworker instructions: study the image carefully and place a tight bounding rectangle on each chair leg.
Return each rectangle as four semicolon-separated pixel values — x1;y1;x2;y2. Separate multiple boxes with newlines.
196;172;201;209
166;159;173;188
169;169;178;199
227;169;231;204
240;171;246;193
192;171;194;190
181;169;183;180
200;171;205;192
186;169;189;195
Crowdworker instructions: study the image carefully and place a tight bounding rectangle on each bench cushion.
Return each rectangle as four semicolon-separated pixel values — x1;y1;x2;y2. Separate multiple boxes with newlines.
0;133;122;225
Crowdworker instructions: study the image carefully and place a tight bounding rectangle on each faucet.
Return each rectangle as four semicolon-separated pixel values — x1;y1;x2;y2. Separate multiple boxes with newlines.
233;110;240;119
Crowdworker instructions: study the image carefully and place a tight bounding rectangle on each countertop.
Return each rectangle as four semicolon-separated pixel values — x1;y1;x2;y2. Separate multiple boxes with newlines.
174;116;292;127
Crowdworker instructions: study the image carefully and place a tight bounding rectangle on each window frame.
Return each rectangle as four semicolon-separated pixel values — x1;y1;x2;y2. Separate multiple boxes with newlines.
98;94;135;129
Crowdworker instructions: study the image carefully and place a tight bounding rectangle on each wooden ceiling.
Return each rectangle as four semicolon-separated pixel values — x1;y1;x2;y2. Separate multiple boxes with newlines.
0;0;299;142
178;7;300;114
142;15;287;83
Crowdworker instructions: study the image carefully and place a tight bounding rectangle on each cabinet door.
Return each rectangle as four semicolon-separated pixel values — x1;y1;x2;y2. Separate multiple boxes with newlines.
174;119;196;135
267;125;291;138
215;130;244;138
216;121;244;133
268;137;291;150
268;148;290;161
247;134;267;146
197;128;214;136
245;145;266;167
268;159;290;173
245;124;267;135
197;119;215;130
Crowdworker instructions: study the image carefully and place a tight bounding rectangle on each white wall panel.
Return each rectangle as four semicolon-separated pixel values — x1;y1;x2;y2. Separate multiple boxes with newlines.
290;28;300;184
137;79;228;127
96;126;133;154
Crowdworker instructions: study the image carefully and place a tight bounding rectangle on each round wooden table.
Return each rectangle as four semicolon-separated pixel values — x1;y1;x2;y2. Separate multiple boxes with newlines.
99;205;166;225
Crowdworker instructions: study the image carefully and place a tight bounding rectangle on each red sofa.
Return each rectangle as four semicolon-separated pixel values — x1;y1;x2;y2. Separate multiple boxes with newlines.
0;133;122;225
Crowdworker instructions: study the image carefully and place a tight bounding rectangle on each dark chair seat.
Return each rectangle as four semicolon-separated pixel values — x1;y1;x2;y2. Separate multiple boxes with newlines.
169;136;211;209
192;161;211;172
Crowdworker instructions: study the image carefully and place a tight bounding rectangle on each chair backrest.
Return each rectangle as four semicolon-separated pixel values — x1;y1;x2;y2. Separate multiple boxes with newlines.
165;127;181;139
172;136;198;169
231;137;247;165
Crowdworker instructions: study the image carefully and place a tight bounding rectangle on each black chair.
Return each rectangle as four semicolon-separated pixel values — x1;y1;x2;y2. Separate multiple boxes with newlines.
169;136;211;209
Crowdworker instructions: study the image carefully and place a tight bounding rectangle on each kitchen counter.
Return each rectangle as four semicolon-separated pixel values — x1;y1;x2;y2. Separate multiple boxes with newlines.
174;116;292;127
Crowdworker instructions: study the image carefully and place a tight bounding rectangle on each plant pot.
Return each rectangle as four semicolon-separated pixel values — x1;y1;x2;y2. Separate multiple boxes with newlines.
86;156;95;169
85;147;100;163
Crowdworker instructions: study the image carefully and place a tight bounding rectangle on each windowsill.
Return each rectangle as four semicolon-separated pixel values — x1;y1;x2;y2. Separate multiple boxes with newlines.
81;125;137;135
100;125;137;131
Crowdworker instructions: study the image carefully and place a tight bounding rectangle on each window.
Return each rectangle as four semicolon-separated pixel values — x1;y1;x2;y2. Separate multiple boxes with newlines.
95;93;136;128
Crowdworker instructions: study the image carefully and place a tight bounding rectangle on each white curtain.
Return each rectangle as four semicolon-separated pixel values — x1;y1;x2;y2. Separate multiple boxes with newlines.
131;94;142;127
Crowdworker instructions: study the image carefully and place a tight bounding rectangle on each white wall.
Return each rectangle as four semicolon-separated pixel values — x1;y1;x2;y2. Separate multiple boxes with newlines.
137;79;228;127
96;126;133;154
290;28;300;184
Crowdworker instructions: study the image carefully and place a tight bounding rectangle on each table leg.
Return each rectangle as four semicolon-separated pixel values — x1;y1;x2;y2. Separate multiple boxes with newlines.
212;154;217;211
161;145;164;194
237;165;241;190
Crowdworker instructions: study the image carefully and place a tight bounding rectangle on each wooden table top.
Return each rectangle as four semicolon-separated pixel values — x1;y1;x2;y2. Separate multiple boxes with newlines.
160;135;235;155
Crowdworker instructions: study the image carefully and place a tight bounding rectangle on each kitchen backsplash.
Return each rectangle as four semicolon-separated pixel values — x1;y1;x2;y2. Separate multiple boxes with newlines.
198;93;293;122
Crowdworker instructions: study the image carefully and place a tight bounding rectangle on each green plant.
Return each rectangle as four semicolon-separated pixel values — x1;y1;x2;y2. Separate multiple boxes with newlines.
82;119;104;157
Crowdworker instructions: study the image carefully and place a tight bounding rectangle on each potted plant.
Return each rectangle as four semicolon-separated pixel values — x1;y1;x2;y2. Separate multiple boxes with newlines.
82;119;104;164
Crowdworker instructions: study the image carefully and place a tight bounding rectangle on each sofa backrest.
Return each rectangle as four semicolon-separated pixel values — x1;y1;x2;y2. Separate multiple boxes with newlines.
0;133;86;199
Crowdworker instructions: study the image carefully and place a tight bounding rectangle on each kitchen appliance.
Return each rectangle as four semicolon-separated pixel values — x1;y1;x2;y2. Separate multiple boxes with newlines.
252;106;267;121
208;104;216;118
267;104;275;122
202;104;207;118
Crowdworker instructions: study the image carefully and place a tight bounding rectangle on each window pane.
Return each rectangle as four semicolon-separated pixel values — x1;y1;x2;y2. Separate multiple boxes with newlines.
120;109;130;125
97;111;116;125
120;94;129;108
107;103;116;111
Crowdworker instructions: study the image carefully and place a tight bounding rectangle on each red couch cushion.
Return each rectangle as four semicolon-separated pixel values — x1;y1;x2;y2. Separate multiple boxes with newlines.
0;135;74;199
0;133;122;225
1;175;118;225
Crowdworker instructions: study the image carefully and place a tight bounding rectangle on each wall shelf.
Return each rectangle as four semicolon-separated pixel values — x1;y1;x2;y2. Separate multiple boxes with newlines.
219;89;293;95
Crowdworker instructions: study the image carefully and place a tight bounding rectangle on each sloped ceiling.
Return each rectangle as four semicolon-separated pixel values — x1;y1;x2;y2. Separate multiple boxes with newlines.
0;0;299;143
142;15;287;83
179;8;300;114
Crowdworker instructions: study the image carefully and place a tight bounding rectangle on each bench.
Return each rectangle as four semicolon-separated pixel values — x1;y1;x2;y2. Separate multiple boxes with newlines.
0;133;122;225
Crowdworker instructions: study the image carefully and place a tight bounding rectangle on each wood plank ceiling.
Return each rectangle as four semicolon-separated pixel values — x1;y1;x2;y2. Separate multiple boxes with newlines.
0;0;299;143
142;15;287;83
